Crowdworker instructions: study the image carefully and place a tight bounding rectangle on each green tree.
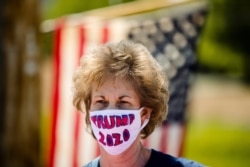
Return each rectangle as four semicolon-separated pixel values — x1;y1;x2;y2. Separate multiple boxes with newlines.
199;0;250;82
43;0;135;20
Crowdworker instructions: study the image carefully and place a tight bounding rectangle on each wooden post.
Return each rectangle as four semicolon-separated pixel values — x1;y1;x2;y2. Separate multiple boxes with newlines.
0;0;41;166
0;0;7;164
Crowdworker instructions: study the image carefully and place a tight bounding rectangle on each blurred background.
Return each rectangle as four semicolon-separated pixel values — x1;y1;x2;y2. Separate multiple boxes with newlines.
1;0;250;167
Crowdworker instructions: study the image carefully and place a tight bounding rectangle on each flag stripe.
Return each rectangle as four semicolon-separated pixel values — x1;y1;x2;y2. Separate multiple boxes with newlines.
72;26;85;167
55;26;81;167
102;24;109;43
147;125;162;151
49;21;63;167
72;112;81;167
166;123;183;156
160;124;169;153
178;123;186;156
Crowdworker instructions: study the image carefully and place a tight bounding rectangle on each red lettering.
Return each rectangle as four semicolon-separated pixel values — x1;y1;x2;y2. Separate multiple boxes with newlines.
98;131;106;145
103;116;115;129
98;130;130;147
116;115;129;127
106;134;113;146
97;116;103;128
91;116;97;126
95;114;135;129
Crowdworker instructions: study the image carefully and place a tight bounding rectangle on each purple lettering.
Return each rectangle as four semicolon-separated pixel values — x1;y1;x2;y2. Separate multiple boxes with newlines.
129;114;135;124
106;134;113;146
99;131;106;146
116;115;129;127
97;116;103;128
123;129;130;141
112;133;123;146
91;116;97;126
96;114;136;129
103;116;115;129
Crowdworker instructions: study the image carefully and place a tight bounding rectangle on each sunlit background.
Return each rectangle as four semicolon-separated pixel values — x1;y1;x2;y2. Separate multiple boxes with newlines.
41;0;250;166
0;0;249;167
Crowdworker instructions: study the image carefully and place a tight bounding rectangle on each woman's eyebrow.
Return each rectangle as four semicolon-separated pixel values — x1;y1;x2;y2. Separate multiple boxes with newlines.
93;95;105;99
119;95;131;99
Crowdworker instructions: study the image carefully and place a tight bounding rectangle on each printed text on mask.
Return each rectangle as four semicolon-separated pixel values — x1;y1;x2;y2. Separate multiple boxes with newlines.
91;114;135;146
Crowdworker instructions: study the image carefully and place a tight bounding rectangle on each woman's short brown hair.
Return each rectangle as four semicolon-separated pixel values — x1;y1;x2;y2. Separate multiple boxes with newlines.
72;40;169;138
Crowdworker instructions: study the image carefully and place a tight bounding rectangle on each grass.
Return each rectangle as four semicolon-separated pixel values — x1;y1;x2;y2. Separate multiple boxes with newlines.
184;120;250;167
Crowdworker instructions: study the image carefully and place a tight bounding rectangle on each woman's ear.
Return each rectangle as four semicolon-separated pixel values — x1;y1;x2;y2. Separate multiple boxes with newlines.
141;107;152;122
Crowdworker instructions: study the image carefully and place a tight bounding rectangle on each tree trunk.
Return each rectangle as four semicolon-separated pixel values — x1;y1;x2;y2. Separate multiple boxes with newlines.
0;0;41;166
0;0;7;164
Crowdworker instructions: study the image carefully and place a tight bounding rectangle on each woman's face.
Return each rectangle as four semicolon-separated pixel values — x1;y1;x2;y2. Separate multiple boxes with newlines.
90;77;141;111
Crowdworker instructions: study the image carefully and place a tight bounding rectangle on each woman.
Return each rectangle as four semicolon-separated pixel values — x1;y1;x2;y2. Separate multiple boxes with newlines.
72;41;204;167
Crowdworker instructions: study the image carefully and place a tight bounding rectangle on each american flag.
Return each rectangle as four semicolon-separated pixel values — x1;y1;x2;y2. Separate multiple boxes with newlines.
46;2;207;167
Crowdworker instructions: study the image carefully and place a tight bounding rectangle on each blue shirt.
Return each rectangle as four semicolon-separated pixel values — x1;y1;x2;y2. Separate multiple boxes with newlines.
84;149;205;167
145;149;204;167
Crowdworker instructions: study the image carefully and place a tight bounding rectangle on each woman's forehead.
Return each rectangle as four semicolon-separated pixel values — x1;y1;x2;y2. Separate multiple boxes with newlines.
93;76;135;91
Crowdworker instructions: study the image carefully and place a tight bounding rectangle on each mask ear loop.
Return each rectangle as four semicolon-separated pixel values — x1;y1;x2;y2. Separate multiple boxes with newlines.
140;118;149;130
139;107;150;130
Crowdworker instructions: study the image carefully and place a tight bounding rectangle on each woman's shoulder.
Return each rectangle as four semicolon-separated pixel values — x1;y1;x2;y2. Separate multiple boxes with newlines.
83;156;100;167
176;157;205;167
145;149;205;167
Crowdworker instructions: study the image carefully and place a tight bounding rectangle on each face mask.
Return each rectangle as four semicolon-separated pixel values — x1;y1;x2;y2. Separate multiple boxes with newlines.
89;108;149;155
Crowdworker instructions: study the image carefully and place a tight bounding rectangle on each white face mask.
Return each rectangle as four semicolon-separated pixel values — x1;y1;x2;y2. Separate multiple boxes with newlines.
89;108;149;155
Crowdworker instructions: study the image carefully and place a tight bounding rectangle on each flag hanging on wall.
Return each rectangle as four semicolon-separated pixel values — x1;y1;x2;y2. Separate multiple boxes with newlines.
46;1;207;167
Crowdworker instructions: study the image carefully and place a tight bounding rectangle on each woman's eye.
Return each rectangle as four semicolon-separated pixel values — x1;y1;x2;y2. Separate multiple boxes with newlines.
91;99;108;110
119;101;128;104
97;100;105;103
96;100;108;106
118;101;130;108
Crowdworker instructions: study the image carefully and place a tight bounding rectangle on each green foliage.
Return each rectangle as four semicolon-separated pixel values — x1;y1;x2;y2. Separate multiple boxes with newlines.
198;0;250;81
198;36;244;76
43;0;135;20
184;121;250;167
41;32;53;58
43;0;108;19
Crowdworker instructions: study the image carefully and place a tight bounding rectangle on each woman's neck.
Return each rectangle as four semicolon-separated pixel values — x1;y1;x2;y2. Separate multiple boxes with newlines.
99;140;151;167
